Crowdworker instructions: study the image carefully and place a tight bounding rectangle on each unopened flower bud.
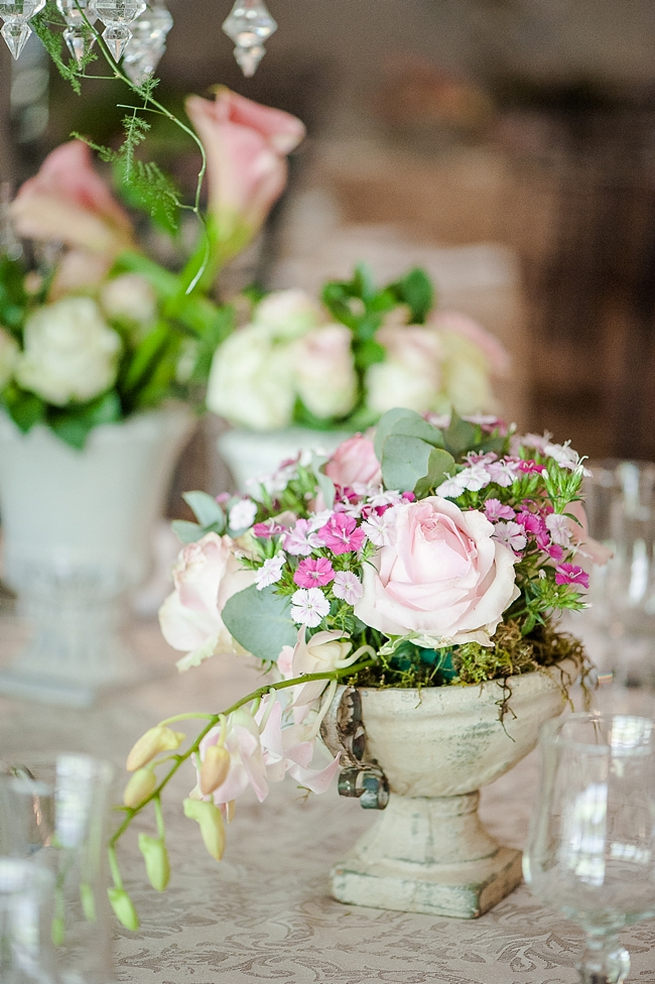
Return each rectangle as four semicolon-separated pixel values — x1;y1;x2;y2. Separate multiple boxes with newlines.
123;767;157;809
138;833;170;892
199;744;230;796
126;725;186;772
183;797;226;861
107;887;140;930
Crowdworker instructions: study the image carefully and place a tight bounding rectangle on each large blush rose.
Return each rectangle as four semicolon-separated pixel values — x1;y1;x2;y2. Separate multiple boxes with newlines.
354;496;519;646
159;532;255;671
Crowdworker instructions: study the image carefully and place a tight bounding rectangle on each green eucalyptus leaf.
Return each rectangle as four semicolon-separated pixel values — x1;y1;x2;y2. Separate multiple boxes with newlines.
171;519;204;543
182;490;225;528
373;408;443;461
414;447;457;498
442;411;482;456
221;585;297;662
380;435;435;492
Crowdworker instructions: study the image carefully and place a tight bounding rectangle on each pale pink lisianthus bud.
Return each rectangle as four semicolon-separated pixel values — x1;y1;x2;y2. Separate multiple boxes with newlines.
9;140;134;257
293;324;358;420
325;434;382;488
158;532;255;671
430;310;510;377
365;324;443;416
185;87;305;263
354;496;519;646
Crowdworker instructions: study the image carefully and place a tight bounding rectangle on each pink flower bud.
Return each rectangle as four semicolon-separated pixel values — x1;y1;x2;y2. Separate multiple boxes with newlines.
199;744;230;796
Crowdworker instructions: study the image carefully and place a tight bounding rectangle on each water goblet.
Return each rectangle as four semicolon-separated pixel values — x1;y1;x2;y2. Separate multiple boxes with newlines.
0;857;59;984
523;712;655;983
0;754;116;984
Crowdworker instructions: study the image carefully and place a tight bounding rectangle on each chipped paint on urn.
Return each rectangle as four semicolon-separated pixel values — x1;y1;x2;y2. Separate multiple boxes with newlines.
323;661;576;919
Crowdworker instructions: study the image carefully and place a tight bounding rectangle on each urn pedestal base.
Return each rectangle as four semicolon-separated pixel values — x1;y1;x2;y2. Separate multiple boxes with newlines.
329;791;522;919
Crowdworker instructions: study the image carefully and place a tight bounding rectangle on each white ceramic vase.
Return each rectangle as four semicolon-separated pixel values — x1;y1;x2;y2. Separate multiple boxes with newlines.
217;425;353;493
0;405;195;706
321;662;576;919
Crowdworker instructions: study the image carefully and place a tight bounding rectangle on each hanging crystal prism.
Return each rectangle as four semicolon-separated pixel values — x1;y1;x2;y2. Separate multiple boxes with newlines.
89;0;146;61
222;0;277;78
122;0;172;83
0;0;46;59
56;0;97;65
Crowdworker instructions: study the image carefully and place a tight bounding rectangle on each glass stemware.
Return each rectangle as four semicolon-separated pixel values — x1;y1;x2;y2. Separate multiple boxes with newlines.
0;755;116;984
523;712;655;984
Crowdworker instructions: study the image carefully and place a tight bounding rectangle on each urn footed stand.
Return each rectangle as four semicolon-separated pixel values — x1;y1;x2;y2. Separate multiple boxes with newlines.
0;407;194;707
320;662;576;919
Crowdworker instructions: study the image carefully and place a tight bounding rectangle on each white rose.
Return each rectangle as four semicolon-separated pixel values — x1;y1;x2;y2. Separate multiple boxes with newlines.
365;325;443;416
15;296;121;406
0;326;19;389
293;324;357;420
206;323;295;430
100;273;158;326
254;289;324;340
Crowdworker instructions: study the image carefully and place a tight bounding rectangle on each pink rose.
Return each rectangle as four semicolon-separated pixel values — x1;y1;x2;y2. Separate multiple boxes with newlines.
159;532;255;671
354;496;519;646
430;310;510;377
185;87;305;264
325;434;382;488
9;141;134;259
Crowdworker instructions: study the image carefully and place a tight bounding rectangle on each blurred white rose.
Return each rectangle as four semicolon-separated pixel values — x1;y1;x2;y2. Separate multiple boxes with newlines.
439;329;497;414
15;296;122;406
254;289;324;341
294;324;357;420
0;326;19;389
100;273;158;326
206;323;295;430
365;324;443;416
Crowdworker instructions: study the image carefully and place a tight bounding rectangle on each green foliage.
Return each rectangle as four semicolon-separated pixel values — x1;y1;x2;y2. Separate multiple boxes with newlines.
221;585;298;662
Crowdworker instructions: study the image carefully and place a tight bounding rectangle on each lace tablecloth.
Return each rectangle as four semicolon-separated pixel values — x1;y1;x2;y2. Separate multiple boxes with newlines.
2;618;655;984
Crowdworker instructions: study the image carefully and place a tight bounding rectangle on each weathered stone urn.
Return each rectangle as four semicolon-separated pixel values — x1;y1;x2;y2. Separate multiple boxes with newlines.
320;661;576;919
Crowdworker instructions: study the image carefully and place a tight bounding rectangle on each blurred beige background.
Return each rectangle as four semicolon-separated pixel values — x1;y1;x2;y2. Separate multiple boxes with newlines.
2;0;655;496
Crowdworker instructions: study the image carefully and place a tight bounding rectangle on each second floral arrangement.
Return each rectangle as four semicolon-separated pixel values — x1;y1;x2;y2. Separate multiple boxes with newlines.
206;264;509;434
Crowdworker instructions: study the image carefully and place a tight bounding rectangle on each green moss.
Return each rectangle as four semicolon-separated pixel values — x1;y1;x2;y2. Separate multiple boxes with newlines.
346;619;593;700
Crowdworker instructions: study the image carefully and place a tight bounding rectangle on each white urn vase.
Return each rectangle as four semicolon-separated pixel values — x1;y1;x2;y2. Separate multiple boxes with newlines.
0;405;195;706
216;425;353;493
321;662;576;919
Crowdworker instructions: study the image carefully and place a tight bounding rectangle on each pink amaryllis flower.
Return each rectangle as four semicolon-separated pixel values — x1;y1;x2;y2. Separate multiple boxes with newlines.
185;87;305;265
9;140;135;260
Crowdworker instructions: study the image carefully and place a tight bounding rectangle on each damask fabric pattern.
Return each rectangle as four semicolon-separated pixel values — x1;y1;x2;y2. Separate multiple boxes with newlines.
1;620;655;984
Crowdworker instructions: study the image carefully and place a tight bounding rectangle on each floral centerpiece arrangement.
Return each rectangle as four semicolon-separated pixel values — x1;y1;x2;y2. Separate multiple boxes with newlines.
206;264;509;434
0;86;305;448
108;406;602;927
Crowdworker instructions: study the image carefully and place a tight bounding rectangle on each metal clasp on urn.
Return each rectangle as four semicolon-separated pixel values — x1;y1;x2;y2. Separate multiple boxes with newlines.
320;686;389;810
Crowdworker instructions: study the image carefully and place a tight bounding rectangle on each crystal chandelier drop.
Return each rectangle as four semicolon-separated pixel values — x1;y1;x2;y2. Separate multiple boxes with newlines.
0;0;277;78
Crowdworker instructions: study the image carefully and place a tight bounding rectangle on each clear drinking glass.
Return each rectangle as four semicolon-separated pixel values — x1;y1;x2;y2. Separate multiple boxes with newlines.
0;857;59;984
0;754;116;984
583;459;655;688
523;712;655;983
